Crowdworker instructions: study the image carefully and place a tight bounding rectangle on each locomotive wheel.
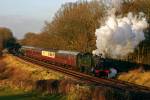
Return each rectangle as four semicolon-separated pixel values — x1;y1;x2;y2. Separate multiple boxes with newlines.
99;72;108;78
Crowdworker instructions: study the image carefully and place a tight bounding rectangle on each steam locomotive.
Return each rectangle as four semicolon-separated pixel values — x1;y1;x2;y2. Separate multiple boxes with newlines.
7;44;119;78
8;43;148;78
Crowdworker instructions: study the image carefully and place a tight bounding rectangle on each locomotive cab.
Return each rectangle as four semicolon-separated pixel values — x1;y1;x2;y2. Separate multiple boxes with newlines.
94;60;110;78
93;57;117;78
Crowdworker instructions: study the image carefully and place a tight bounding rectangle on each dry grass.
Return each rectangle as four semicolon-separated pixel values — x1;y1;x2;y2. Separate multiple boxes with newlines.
0;55;123;100
0;54;68;91
0;54;148;100
2;54;66;80
118;68;150;87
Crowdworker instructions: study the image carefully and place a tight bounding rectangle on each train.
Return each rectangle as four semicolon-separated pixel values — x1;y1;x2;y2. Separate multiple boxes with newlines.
7;43;149;78
7;44;119;78
20;46;117;78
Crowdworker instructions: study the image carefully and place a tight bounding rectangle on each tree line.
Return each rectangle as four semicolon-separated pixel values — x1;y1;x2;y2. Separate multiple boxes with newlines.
0;0;149;64
21;0;150;64
21;1;105;52
0;27;16;55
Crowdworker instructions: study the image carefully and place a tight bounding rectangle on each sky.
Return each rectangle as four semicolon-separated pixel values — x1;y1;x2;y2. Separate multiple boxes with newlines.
0;0;79;39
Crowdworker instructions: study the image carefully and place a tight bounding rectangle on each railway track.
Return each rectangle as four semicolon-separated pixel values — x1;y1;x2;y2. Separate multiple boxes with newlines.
17;55;150;98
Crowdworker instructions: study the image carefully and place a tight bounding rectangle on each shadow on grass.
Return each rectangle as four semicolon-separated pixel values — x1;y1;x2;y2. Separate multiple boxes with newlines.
0;92;65;100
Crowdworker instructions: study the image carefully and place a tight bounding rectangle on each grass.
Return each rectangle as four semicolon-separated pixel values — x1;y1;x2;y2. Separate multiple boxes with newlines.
0;54;68;99
118;68;150;87
0;87;66;100
0;54;68;91
2;54;66;81
0;54;149;100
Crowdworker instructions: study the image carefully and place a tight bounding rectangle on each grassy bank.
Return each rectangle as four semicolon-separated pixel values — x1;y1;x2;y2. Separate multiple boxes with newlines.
0;54;68;99
0;54;149;100
118;68;150;87
0;87;65;100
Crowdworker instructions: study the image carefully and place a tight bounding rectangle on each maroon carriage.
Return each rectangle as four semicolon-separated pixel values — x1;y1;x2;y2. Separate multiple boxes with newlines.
20;46;80;69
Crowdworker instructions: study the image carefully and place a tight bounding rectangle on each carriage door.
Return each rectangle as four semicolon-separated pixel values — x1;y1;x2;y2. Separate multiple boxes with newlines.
68;55;74;66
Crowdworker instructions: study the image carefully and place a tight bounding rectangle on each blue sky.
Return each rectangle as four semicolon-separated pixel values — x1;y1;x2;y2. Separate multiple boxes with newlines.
0;0;79;39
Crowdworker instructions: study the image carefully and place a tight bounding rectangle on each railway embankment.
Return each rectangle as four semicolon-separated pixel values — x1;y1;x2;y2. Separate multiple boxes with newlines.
0;54;149;100
118;68;150;88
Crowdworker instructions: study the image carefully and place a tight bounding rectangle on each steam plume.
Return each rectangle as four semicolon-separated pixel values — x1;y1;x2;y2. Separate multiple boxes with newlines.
93;12;148;58
111;0;123;9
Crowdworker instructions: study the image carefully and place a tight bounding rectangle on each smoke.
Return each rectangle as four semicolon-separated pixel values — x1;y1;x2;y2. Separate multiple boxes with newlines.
93;12;148;58
102;0;134;13
101;0;124;9
111;0;123;9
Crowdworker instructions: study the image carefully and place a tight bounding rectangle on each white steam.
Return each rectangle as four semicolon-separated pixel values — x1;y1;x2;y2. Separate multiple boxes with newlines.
111;0;123;9
93;12;148;58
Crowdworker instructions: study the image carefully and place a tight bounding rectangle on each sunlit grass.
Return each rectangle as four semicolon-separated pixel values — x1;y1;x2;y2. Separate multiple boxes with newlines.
118;68;150;87
0;54;148;99
2;54;66;80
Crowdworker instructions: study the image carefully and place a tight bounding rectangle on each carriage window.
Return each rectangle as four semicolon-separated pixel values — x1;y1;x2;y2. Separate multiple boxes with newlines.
42;51;55;58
